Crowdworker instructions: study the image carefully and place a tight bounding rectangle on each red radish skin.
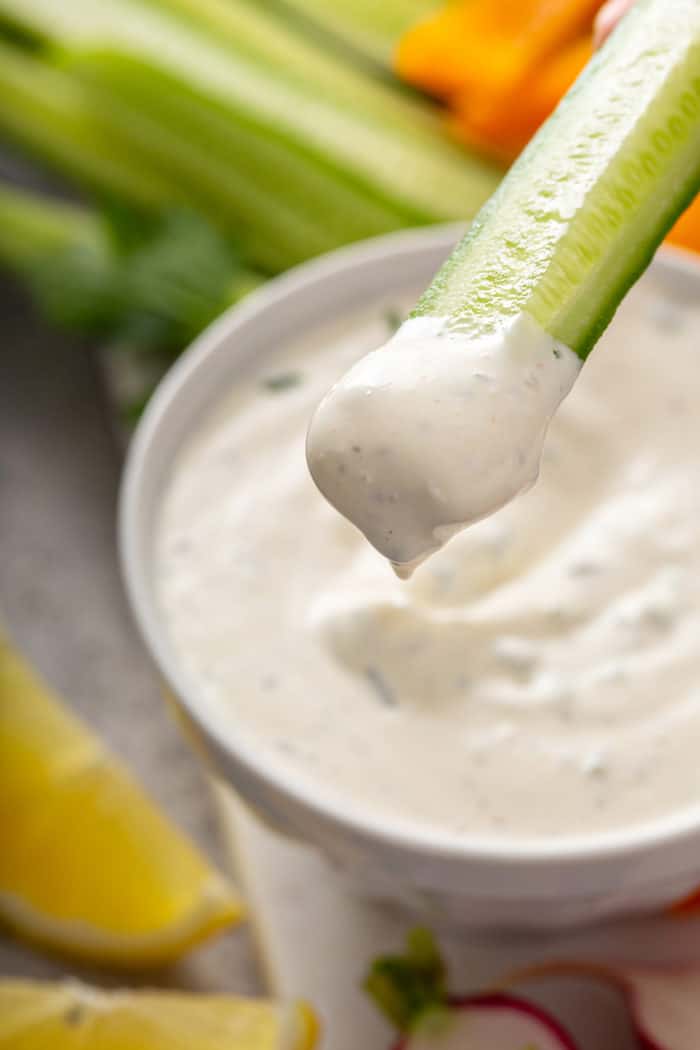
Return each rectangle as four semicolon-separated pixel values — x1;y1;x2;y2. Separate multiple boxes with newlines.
622;969;700;1050
506;961;700;1050
394;993;580;1050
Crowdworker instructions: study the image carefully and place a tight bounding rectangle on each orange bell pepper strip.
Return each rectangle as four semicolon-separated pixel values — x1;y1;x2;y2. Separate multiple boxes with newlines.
398;0;700;255
449;35;592;162
396;0;604;102
667;197;700;255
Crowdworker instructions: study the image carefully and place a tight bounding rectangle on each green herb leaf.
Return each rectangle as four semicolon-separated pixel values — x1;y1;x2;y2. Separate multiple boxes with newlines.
261;371;303;392
0;181;263;359
364;928;448;1034
383;306;403;334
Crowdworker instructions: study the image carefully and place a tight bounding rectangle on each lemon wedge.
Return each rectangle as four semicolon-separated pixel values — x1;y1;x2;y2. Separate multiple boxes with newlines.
0;979;318;1050
0;631;243;966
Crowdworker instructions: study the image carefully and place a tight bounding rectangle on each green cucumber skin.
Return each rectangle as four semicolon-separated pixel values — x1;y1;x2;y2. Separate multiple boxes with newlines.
414;0;700;359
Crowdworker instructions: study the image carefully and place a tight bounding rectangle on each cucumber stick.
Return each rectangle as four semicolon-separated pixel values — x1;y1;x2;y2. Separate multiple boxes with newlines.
307;0;700;571
415;0;700;358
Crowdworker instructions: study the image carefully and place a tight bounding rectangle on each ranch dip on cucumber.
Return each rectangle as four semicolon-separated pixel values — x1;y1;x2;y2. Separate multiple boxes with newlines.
157;266;700;840
306;311;580;576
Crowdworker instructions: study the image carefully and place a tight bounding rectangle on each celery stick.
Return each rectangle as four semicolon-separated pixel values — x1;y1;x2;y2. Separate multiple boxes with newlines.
0;182;104;270
0;40;404;271
66;49;414;271
268;0;439;66
147;0;437;131
0;0;500;226
0;40;408;270
148;0;499;223
0;42;354;270
0;40;179;209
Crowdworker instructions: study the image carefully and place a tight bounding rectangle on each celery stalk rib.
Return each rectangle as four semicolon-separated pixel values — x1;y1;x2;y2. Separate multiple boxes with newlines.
0;40;179;209
0;183;105;270
0;40;407;271
67;49;416;270
266;0;439;66
0;0;500;227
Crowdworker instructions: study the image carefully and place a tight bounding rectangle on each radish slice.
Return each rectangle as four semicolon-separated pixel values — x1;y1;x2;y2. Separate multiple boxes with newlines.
365;930;580;1049
398;994;580;1050
368;930;700;1049
627;969;700;1050
508;962;700;1050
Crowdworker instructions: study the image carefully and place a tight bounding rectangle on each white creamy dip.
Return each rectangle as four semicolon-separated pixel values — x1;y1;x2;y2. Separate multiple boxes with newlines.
157;268;700;841
307;313;580;574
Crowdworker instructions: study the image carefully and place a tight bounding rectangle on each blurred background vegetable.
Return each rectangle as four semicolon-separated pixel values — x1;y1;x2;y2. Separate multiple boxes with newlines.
0;0;498;273
397;0;602;161
0;0;697;419
397;0;700;251
0;184;260;355
0;0;499;413
270;0;441;68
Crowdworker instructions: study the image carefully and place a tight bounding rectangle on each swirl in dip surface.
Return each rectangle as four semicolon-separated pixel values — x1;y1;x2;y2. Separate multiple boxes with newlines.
157;267;700;841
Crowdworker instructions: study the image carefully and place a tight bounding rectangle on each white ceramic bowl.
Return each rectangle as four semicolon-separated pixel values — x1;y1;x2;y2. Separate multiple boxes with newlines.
120;226;700;929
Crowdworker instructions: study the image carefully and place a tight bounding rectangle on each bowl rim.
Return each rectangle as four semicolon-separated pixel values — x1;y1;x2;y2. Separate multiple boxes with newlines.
119;223;700;874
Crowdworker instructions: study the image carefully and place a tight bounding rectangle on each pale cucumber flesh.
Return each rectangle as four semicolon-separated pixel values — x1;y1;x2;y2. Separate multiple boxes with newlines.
414;0;700;359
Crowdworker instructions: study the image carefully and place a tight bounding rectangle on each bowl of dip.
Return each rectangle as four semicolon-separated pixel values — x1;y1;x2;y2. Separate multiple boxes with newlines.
120;225;700;929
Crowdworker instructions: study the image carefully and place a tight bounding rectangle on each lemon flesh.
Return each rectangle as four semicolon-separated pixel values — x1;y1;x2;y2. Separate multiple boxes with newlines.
0;631;243;966
0;980;318;1050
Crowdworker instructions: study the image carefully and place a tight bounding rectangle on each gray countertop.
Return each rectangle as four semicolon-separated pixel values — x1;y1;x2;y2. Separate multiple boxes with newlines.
0;280;260;993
